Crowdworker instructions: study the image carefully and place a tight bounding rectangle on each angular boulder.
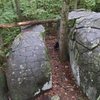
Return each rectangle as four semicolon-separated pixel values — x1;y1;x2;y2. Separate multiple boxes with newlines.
6;25;52;100
69;12;100;100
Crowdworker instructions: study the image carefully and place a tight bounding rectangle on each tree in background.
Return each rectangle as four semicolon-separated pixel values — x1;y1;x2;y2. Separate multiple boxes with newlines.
0;0;99;61
14;0;22;21
59;0;70;61
94;0;100;12
74;0;78;9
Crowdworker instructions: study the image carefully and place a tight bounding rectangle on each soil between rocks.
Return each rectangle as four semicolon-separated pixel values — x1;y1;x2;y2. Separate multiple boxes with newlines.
35;33;89;100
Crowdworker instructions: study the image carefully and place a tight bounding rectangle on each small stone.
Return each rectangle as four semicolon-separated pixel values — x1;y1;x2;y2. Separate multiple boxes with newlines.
65;78;68;81
65;93;67;95
65;66;68;68
70;88;74;91
72;96;75;99
51;95;60;100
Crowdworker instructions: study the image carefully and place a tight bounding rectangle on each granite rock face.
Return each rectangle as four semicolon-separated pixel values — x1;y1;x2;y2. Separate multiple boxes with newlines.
6;25;52;100
69;11;100;100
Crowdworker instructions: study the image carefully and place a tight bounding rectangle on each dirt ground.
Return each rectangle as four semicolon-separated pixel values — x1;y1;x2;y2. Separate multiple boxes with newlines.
35;33;89;100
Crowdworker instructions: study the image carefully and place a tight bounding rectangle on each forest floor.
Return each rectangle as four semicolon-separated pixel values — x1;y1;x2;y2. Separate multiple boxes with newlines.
35;33;89;100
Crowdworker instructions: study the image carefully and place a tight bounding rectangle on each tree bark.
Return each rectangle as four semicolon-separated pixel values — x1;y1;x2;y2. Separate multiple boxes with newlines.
14;0;22;21
59;0;70;61
0;19;58;28
74;0;78;9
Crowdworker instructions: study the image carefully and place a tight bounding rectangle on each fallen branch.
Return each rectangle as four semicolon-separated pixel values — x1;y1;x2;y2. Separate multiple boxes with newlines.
0;19;59;28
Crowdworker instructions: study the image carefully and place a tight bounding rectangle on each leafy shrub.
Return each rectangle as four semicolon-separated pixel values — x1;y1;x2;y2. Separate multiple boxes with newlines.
0;27;20;54
84;0;96;10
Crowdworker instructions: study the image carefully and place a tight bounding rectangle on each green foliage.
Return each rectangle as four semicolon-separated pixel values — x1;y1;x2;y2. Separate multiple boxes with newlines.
0;11;17;23
94;3;100;12
0;0;63;22
0;27;20;54
0;0;100;55
84;0;96;10
84;0;100;11
0;0;62;54
0;0;17;24
19;0;62;20
0;1;19;54
96;0;100;3
19;0;36;20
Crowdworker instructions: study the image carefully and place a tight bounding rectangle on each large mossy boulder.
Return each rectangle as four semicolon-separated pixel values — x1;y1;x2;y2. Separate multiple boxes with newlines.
69;10;100;100
6;25;52;100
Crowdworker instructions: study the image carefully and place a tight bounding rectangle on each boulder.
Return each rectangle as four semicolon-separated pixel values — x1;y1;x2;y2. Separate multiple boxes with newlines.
6;25;52;100
69;12;100;100
68;9;96;20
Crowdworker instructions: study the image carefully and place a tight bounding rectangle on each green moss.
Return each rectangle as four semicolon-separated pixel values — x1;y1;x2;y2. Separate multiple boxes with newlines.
40;61;51;85
40;32;46;40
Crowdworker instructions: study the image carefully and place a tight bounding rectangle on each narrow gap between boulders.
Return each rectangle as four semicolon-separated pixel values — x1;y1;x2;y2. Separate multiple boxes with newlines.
35;33;89;100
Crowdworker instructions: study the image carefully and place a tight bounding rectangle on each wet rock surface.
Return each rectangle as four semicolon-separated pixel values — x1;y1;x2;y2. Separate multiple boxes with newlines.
69;10;100;100
6;25;52;100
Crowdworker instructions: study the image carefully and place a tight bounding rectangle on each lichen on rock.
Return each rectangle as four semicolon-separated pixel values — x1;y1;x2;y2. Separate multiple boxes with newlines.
69;10;100;100
6;25;52;100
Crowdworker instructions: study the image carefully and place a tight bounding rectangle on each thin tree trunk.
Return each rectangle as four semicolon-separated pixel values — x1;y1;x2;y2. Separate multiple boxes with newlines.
74;0;78;9
59;0;70;61
14;0;22;21
11;0;16;12
1;0;5;11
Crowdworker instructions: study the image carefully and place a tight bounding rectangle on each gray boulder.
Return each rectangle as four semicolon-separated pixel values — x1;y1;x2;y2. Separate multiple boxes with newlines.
6;25;52;100
69;12;100;100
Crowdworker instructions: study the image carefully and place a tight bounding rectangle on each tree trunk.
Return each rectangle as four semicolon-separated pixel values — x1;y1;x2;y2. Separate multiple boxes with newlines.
11;0;16;13
14;0;22;21
74;0;78;9
59;0;69;61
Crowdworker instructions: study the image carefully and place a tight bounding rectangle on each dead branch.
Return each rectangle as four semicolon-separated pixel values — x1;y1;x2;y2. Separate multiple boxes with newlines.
0;19;59;28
